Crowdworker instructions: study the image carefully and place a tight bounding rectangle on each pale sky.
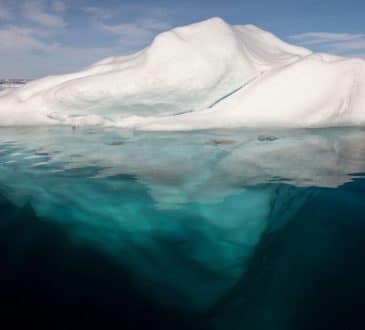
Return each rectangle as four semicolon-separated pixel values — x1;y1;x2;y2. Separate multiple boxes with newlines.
0;0;364;78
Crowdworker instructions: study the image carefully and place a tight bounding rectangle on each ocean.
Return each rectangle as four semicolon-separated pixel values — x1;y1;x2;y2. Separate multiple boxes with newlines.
1;126;365;329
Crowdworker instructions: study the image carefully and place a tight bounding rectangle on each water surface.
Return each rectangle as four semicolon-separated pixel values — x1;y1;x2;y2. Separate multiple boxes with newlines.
1;127;365;329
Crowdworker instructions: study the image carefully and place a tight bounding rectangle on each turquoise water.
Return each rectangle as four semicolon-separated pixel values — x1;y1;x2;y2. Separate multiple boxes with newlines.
1;127;365;329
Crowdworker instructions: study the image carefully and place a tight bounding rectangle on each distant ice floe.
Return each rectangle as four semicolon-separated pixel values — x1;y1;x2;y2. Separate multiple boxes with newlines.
0;17;364;128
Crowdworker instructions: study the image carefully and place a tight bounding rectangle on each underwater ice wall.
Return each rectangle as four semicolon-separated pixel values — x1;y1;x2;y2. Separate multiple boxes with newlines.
1;128;365;310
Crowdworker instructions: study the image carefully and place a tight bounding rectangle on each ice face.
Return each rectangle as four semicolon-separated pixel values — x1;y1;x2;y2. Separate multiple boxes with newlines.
1;18;364;128
1;127;365;310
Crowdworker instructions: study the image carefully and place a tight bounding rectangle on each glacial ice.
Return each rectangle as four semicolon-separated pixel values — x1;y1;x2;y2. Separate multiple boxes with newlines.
0;17;364;128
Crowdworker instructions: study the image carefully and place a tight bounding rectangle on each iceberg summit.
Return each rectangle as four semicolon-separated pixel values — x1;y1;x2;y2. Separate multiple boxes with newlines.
0;17;364;129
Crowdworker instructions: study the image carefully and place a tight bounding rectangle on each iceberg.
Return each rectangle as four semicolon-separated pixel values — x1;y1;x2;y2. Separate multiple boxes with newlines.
0;17;364;128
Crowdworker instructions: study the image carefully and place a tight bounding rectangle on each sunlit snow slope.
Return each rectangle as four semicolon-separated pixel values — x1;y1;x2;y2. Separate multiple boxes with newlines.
0;17;364;129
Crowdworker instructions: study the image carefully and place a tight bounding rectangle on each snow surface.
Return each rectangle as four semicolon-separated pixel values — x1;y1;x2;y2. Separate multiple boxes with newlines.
0;17;364;128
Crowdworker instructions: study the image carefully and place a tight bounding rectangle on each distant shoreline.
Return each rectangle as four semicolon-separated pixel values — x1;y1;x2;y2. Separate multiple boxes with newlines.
0;79;32;91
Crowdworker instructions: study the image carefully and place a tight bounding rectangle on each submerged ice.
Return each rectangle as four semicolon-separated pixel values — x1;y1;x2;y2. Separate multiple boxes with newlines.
0;17;364;128
1;128;365;310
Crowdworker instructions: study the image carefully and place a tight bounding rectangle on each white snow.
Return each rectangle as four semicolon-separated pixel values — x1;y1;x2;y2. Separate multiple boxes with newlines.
0;17;364;129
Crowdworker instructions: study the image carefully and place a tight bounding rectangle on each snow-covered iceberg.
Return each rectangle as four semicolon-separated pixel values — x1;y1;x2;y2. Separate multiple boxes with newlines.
0;17;364;128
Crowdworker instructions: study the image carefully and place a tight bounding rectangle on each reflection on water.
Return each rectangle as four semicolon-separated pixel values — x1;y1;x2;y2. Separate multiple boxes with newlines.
1;127;365;329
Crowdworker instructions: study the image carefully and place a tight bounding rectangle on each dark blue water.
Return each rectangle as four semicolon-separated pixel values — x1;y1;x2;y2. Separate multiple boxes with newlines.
1;127;365;329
